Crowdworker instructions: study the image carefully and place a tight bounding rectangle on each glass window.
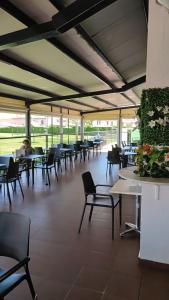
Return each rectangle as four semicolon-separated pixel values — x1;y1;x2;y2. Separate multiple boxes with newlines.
0;112;26;154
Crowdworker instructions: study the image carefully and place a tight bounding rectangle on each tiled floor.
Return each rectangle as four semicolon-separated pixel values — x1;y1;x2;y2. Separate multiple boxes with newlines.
1;151;169;300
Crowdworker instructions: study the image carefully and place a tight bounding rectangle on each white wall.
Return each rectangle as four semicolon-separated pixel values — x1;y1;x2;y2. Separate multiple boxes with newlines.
146;0;169;87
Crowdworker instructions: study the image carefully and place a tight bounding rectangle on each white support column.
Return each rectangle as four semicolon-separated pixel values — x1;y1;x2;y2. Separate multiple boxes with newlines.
80;116;84;141
139;1;169;265
146;0;169;88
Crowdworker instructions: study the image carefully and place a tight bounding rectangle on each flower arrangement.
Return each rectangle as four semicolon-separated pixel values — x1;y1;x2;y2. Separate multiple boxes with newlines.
135;144;169;177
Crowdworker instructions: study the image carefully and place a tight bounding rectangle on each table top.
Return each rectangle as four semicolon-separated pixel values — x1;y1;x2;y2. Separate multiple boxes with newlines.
80;145;89;148
123;151;137;156
23;154;45;160
110;179;142;196
93;141;103;145
60;148;72;152
0;163;6;169
119;166;169;185
0;154;44;160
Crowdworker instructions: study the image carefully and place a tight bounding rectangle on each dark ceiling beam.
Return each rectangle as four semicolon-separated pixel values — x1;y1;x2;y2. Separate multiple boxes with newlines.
29;76;145;104
0;0;120;108
0;21;59;51
0;92;28;101
81;105;140;115
0;0;116;52
52;0;117;34
0;76;98;109
0;76;56;97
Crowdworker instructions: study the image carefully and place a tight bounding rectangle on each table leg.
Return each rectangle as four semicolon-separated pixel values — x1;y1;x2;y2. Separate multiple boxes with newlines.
120;195;141;237
32;160;35;185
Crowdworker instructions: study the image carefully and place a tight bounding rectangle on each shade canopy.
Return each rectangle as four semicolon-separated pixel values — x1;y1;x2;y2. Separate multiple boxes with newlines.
0;0;147;118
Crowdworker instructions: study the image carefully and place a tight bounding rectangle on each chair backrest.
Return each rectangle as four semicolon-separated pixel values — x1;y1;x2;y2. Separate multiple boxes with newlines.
0;212;30;261
46;152;55;165
67;144;74;151
76;140;83;145
88;141;94;147
0;156;13;168
107;150;120;163
49;147;61;159
82;171;96;195
112;147;121;156
74;144;81;151
6;160;19;180
34;147;44;155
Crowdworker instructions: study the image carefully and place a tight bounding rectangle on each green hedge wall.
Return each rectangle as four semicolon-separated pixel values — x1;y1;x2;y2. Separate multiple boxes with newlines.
139;88;169;145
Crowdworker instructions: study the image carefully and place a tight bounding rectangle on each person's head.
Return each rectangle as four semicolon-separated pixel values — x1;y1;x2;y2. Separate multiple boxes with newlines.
22;139;31;148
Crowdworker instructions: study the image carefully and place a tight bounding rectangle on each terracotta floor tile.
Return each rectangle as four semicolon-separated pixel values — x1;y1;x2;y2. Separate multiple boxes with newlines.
0;153;169;299
65;286;102;300
75;266;111;292
102;273;140;300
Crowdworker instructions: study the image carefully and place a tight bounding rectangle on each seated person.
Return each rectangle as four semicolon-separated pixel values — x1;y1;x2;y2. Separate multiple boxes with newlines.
20;139;34;156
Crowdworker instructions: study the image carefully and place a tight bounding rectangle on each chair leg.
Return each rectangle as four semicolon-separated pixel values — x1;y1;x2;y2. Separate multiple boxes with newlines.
18;178;24;199
78;204;86;233
6;182;12;206
46;168;50;185
25;265;37;300
112;207;114;240
54;165;58;181
106;163;108;176
89;206;93;222
119;195;122;226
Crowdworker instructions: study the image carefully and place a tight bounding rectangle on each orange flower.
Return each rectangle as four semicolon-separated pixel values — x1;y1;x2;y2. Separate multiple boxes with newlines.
143;144;151;152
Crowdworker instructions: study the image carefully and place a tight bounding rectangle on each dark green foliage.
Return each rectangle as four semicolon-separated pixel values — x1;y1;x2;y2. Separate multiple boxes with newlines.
140;88;169;145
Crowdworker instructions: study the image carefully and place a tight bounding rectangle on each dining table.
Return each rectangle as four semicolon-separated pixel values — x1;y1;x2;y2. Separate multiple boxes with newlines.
0;154;45;186
110;179;142;237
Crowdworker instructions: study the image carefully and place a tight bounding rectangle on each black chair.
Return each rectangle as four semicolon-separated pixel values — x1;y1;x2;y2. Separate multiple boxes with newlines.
0;157;11;169
34;147;44;155
0;159;24;206
74;144;82;161
34;152;58;185
49;147;62;172
106;150;121;174
78;171;122;239
0;212;37;299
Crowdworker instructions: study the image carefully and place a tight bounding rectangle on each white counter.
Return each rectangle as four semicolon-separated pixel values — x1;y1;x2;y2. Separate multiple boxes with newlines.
119;167;169;265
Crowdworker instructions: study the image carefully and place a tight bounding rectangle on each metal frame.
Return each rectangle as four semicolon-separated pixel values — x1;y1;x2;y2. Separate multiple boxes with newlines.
81;105;140;115
29;76;146;104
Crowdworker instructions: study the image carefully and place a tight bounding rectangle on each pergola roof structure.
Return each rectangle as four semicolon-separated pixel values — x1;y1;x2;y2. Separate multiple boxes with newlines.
0;0;148;117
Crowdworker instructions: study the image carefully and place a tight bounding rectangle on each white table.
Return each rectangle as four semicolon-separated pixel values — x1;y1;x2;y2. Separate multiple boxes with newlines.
110;179;142;236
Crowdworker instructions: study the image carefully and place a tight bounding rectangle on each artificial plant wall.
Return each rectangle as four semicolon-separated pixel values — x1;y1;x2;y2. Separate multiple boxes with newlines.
138;88;169;145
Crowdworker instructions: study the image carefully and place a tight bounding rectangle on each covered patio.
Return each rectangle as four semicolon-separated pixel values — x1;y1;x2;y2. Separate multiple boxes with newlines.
0;0;169;299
